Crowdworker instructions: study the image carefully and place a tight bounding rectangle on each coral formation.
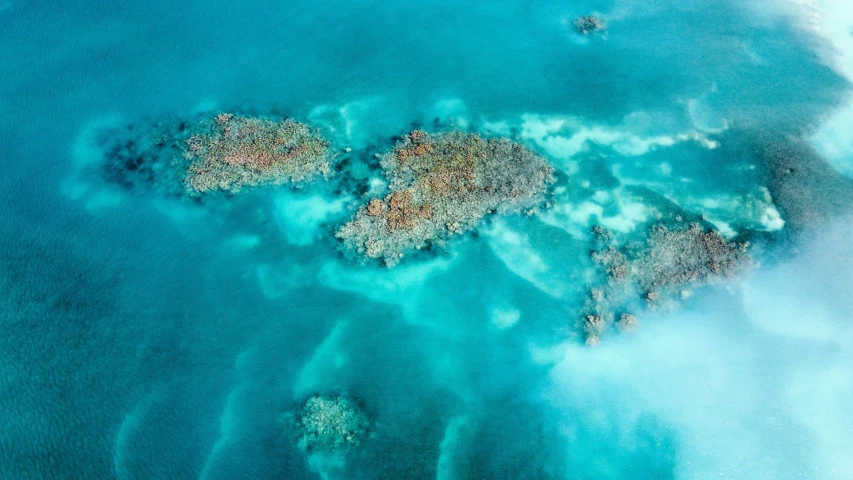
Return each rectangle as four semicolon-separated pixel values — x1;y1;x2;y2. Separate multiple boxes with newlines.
574;16;606;35
293;394;370;452
337;130;554;266
582;222;750;344
184;113;332;195
97;112;333;196
635;223;749;293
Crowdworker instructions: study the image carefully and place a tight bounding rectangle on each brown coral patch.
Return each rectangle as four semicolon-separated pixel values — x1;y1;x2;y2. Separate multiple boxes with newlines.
366;199;389;217
337;130;554;265
384;190;432;232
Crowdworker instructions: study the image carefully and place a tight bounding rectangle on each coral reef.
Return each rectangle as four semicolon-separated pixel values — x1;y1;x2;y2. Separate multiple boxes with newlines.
184;113;332;195
574;16;606;35
97;112;333;197
337;130;554;266
293;394;370;452
582;222;750;344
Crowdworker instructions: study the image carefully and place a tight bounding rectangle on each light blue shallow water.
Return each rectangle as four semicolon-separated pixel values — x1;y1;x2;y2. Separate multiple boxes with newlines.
2;0;853;479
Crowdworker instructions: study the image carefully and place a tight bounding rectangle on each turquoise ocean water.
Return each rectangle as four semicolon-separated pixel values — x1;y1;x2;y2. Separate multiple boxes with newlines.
2;0;853;478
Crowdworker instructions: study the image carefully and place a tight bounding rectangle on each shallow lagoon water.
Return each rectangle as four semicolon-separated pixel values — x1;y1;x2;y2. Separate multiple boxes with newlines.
2;0;853;479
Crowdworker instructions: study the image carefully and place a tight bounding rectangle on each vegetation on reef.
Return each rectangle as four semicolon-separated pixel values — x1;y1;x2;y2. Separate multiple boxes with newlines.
292;394;370;452
98;112;333;196
336;130;555;266
582;222;750;345
184;113;332;195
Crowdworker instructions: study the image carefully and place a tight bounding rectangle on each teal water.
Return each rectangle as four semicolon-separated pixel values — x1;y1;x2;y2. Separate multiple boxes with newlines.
2;0;853;478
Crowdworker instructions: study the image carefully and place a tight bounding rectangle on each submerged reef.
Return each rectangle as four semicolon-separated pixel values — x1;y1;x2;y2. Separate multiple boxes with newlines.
97;113;333;197
574;16;606;35
635;223;750;291
337;130;555;266
292;394;370;452
750;134;853;232
98;116;192;196
583;222;750;344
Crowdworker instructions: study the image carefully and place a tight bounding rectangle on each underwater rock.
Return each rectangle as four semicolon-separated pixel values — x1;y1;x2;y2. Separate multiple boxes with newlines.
617;313;638;332
97;112;333;197
574;15;605;35
337;130;555;266
293;394;370;452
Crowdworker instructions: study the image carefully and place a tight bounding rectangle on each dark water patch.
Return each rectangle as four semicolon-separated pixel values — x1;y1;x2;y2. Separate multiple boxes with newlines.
732;130;853;232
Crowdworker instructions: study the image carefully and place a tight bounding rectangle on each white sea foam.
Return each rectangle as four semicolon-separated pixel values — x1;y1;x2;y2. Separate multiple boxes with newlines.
539;188;654;239
687;188;786;235
544;219;853;479
803;0;853;177
516;113;713;166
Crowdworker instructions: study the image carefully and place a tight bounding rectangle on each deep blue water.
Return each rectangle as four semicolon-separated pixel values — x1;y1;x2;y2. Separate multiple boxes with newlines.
2;0;853;479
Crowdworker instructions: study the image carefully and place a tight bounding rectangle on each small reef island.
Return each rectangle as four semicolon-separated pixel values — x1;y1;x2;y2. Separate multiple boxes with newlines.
290;394;370;453
184;113;333;195
337;130;555;266
584;223;750;345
